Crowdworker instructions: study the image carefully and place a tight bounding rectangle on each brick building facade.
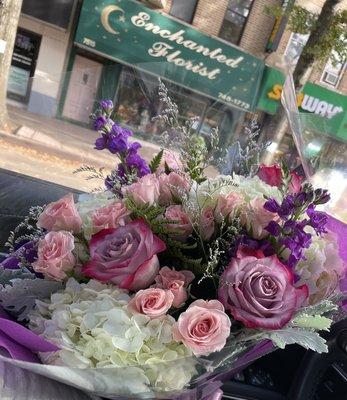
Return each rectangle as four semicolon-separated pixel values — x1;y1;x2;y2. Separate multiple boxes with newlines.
144;0;347;95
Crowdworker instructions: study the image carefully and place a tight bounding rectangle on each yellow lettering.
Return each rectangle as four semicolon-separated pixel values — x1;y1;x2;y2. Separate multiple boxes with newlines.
268;84;283;100
297;92;304;107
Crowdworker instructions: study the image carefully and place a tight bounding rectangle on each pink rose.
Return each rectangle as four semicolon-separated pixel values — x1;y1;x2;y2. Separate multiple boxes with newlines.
257;164;301;194
158;150;183;172
288;171;302;194
165;205;193;240
32;231;75;281
37;194;82;233
214;192;243;223
218;248;308;329
199;207;215;241
159;172;191;205
242;197;278;239
83;220;166;290
173;299;231;356
124;174;160;206
91;202;130;233
154;267;195;307
128;288;174;318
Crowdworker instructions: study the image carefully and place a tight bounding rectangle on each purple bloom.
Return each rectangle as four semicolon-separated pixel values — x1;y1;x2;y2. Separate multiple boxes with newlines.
265;221;281;236
125;152;150;177
264;198;280;213
293;192;307;207
95;134;108;150
129;141;142;153
93;115;108;131
314;189;330;205
108;134;129;154
278;195;295;219
0;241;37;270
100;99;114;112
111;124;132;138
307;205;328;235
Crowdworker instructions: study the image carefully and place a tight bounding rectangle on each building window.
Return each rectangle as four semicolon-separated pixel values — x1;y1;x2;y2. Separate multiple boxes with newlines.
284;33;309;66
219;0;254;45
321;55;346;88
170;0;198;23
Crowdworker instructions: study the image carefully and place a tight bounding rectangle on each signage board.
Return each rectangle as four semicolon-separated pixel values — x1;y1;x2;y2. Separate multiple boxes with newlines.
74;0;264;111
257;66;347;140
7;29;41;103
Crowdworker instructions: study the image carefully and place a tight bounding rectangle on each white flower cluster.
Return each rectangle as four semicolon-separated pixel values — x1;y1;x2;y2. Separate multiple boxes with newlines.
28;278;195;392
193;174;282;209
295;230;345;303
77;192;116;239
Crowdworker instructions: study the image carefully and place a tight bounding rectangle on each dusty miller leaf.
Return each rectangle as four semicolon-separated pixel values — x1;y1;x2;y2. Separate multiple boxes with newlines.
268;327;328;353
0;268;35;286
295;299;338;318
0;278;62;321
291;315;332;331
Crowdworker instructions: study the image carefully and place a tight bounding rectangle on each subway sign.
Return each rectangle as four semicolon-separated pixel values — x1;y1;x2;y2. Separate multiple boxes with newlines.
267;84;344;119
74;0;265;111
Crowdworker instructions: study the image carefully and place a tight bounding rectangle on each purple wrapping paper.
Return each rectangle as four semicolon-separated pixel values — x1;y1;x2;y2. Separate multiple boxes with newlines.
327;215;347;308
0;306;58;362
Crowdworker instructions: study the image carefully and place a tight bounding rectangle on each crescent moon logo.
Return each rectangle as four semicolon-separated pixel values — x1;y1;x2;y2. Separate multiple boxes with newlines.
101;5;125;35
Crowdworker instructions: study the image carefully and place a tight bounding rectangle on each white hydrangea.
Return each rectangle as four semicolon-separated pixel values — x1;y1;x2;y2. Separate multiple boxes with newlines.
295;230;345;303
28;278;195;392
77;192;117;240
192;174;281;209
232;174;282;202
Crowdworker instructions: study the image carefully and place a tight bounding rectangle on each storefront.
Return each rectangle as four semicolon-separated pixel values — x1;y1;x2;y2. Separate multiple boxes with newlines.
8;0;77;116
257;65;347;167
7;28;41;104
59;0;265;146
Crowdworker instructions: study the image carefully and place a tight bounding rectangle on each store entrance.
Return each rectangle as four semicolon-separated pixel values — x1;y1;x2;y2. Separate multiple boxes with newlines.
62;55;103;124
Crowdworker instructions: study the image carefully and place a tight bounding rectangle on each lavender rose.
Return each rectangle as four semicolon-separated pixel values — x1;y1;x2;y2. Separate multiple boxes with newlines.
83;220;166;290
218;247;308;329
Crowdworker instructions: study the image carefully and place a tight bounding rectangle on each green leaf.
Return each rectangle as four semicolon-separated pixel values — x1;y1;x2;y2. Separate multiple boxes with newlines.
295;300;338;318
269;327;328;353
149;149;164;173
291;315;333;331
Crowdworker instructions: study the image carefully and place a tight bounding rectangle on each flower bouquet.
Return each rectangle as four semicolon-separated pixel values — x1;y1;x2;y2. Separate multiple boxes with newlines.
0;82;346;399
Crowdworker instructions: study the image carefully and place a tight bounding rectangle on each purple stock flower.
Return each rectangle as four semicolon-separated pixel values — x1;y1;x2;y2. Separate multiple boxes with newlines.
307;205;328;235
265;221;281;236
95;133;108;150
264;196;295;219
108;134;129;154
0;241;37;270
100;99;114;112
125;152;150;177
93;115;108;131
264;198;280;213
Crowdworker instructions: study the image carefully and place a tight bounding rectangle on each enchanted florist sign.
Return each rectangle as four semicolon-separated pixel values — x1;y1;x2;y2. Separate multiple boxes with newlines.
75;0;264;111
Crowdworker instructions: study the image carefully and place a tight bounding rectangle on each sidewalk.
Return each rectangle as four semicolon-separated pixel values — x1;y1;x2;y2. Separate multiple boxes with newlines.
2;105;161;169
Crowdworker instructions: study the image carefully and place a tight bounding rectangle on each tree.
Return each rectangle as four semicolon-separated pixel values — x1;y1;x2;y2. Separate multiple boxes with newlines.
262;0;347;164
288;1;347;86
0;0;23;133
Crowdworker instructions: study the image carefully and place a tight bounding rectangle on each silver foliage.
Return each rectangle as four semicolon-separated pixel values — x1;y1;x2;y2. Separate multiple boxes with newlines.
268;327;328;353
221;117;271;178
0;278;63;321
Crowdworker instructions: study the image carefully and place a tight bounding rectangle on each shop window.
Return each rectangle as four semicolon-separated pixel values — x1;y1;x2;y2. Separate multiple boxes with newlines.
219;0;254;45
284;32;309;66
113;67;236;147
7;29;41;104
170;0;198;23
21;0;75;30
321;55;346;88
